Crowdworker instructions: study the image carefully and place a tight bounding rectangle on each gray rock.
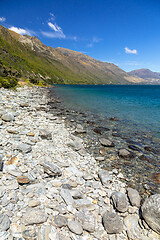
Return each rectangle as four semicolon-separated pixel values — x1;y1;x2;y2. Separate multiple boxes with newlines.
118;149;134;159
98;170;112;186
39;129;52;140
68;220;83;235
42;161;62;177
141;194;160;234
127;187;141;207
76;208;95;232
0;214;10;231
54;215;68;227
70;189;83;199
22;209;47;225
99;138;115;147
111;192;128;212
1;113;15;122
17;143;32;153
68;140;83;151
102;211;123;234
124;215;142;240
22;229;37;239
0;155;3;171
60;189;74;205
73;199;94;210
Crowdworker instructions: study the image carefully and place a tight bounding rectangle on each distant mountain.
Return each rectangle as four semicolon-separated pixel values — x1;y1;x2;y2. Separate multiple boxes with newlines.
128;69;160;84
0;24;144;85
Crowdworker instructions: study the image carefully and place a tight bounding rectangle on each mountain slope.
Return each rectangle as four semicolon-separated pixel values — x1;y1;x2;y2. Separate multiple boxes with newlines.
128;69;160;84
0;25;143;85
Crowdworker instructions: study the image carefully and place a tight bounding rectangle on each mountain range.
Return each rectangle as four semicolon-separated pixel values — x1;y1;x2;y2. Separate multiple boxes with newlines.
0;24;159;86
128;69;160;84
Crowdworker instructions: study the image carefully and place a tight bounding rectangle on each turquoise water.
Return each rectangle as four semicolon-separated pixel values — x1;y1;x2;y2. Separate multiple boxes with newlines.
53;85;160;134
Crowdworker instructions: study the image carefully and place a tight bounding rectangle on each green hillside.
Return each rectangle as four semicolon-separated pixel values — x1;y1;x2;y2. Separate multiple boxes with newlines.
0;25;143;86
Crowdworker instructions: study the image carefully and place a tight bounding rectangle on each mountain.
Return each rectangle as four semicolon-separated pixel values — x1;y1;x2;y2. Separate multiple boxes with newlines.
0;25;143;86
128;69;160;84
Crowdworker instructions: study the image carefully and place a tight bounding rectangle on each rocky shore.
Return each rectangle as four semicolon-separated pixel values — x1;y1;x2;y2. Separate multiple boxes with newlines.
0;86;159;240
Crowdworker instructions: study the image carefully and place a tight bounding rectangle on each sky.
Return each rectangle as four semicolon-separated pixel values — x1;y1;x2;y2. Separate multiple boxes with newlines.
0;0;160;72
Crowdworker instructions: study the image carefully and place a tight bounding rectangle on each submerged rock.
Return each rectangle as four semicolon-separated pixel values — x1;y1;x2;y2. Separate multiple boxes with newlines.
118;148;135;159
99;138;115;147
141;194;160;234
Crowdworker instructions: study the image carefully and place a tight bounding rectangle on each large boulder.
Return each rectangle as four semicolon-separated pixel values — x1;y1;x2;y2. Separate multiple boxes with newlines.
141;194;160;234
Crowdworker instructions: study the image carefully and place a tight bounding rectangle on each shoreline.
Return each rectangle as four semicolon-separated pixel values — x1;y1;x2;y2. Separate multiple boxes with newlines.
0;86;159;239
49;86;160;198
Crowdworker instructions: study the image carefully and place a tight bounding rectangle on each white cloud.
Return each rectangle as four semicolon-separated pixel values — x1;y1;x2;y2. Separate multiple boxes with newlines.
0;17;6;22
45;21;66;39
48;22;62;32
9;26;32;35
41;31;66;39
49;13;55;21
125;47;137;54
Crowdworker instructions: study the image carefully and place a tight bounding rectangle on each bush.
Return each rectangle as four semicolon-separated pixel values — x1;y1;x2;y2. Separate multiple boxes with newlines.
0;77;18;88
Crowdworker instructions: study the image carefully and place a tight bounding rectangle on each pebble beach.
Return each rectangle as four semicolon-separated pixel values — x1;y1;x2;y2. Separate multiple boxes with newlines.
0;86;159;240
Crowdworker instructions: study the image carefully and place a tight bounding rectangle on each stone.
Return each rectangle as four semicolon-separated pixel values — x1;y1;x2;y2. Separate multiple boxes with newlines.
102;211;123;234
1;113;14;122
127;187;141;207
20;103;29;107
68;140;83;151
99;138;115;147
0;155;3;171
28;199;40;207
73;199;94;210
83;174;93;180
7;156;18;165
42;161;62;177
93;127;110;135
118;149;135;159
124;215;142;240
95;156;104;161
54;215;68;227
141;194;160;234
17;175;30;184
22;209;47;225
7;129;19;134
76;208;95;232
68;220;83;235
39;129;52;140
60;188;74;205
22;229;37;239
0;214;10;231
62;183;72;190
17;143;32;153
98;170;112;186
70;189;83;199
111;192;128;212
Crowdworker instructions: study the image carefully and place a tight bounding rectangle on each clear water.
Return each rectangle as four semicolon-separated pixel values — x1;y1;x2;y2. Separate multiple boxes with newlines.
53;85;160;134
51;84;160;195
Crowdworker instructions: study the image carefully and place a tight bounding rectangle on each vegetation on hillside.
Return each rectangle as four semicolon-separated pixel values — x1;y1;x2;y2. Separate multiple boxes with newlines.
0;25;142;86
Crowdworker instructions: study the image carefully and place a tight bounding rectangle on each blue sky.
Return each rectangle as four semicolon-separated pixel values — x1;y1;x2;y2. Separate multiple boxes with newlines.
0;0;160;72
